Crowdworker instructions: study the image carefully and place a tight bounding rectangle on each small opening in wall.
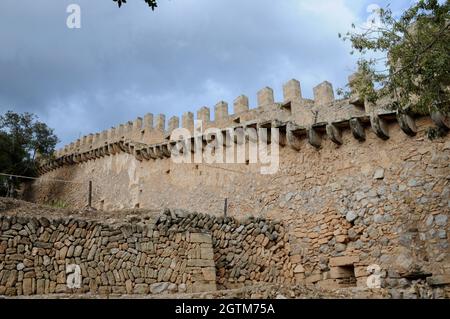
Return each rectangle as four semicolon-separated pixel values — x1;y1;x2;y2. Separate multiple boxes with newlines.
233;117;241;124
100;200;104;210
135;203;140;209
281;101;292;113
337;265;357;287
195;165;199;170
166;169;170;174
245;160;249;165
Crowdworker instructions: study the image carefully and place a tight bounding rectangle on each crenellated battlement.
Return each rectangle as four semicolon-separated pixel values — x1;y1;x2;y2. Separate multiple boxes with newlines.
51;76;335;156
40;74;449;174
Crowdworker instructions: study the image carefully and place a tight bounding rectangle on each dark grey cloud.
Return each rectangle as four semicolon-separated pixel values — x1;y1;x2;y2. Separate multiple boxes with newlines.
0;0;393;147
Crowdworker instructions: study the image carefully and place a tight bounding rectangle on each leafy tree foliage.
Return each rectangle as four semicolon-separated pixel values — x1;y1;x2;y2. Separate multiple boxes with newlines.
340;0;450;115
0;111;58;196
113;0;158;10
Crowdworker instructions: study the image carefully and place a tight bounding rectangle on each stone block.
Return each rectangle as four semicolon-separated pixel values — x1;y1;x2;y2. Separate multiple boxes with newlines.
98;286;110;295
155;114;165;131
150;282;169;294
290;254;301;264
293;264;305;274
36;279;45;295
329;255;359;267
356;276;369;288
336;235;348;243
316;279;340;290
134;283;149;294
197;107;210;124
313;81;334;105
233;95;249;114
190;233;211;244
112;286;127;294
305;273;322;284
55;284;67;294
329;266;354;279
283;79;302;102
178;283;187;293
192;282;216;293
373;168;385;180
201;267;216;281
257;87;274;106
295;273;305;284
22;278;33;296
182;112;194;131
215;101;228;121
354;266;369;278
427;275;450;286
143;113;154;130
187;259;215;267
201;247;214;260
168;116;179;133
133;117;143;131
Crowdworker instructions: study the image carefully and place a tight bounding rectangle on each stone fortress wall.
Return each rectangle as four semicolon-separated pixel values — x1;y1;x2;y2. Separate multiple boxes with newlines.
20;75;450;297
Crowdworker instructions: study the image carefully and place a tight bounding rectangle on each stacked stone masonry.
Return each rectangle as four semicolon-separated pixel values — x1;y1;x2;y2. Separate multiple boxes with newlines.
23;76;450;297
0;208;293;296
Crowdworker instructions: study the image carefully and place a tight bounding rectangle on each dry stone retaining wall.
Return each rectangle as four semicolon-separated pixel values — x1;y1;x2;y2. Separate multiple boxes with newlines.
156;209;294;289
0;207;293;296
0;213;217;296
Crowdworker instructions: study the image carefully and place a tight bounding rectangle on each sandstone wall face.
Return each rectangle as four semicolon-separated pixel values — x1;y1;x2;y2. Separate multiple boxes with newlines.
25;79;450;295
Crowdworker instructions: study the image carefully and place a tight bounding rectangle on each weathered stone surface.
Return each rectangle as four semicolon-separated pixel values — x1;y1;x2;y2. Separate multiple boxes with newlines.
426;275;450;286
201;267;216;281
189;233;211;244
149;282;169;294
133;284;149;294
349;118;365;141
5;270;18;288
22;278;33;296
0;209;231;297
293;265;305;274
329;267;354;279
200;247;214;260
74;246;83;257
435;215;447;226
87;245;97;261
187;259;214;267
36;279;45;295
305;274;322;284
346;211;357;223
178;283;187;293
192;282;216;293
370;115;389;140
373;168;384;180
329;256;359;267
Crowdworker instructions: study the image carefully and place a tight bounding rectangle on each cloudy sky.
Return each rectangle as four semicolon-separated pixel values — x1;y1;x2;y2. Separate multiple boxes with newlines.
0;0;414;148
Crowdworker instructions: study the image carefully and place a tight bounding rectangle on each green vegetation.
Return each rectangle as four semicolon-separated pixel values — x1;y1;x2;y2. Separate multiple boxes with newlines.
113;0;158;10
340;0;450;115
0;111;58;197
